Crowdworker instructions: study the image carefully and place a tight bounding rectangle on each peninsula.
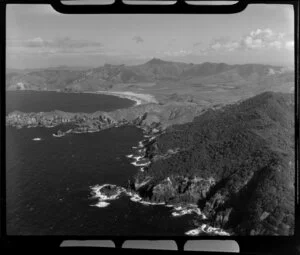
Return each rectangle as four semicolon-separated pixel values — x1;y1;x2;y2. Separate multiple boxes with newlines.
6;60;295;236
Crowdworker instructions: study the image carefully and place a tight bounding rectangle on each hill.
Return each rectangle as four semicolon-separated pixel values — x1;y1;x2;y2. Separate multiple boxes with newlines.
6;59;294;98
130;91;294;235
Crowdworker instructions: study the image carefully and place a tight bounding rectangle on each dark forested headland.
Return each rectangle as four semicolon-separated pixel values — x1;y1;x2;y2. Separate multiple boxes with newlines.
129;91;295;236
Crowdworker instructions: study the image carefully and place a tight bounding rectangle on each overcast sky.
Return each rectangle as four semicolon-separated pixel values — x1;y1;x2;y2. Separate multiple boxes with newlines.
6;4;294;69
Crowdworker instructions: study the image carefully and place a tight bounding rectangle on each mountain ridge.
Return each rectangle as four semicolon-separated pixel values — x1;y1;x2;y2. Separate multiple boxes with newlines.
6;59;293;93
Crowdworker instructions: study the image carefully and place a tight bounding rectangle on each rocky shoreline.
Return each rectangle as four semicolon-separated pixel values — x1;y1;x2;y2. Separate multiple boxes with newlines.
6;99;203;140
119;127;231;236
125;92;295;236
6;91;294;236
6;106;230;235
4;101;235;236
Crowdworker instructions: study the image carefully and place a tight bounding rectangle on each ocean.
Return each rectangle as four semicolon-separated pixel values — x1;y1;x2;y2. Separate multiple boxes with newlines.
6;90;135;114
6;91;200;236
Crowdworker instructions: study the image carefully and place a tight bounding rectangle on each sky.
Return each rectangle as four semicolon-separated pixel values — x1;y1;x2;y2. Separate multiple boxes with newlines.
6;3;294;69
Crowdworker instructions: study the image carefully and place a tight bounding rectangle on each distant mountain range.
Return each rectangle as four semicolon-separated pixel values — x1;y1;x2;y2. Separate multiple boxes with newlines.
6;58;294;92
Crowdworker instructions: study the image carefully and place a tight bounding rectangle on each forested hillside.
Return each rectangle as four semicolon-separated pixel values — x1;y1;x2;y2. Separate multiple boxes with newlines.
132;92;295;235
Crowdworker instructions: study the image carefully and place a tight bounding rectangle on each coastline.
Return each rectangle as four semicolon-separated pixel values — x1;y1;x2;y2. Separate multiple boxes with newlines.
91;90;158;106
7;89;231;236
8;89;158;107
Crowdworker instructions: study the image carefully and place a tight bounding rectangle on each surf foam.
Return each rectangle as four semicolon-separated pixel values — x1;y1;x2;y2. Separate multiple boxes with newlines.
128;193;165;206
91;201;110;208
90;184;126;201
185;224;230;236
171;204;206;218
90;184;127;207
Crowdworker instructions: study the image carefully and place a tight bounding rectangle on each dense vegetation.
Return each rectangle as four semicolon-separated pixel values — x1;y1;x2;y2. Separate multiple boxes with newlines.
138;91;294;235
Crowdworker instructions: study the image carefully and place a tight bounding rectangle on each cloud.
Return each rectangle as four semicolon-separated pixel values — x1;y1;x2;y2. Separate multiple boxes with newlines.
8;37;102;49
205;28;293;53
132;35;144;44
239;28;285;50
209;37;239;52
7;37;103;55
285;41;294;51
163;49;192;57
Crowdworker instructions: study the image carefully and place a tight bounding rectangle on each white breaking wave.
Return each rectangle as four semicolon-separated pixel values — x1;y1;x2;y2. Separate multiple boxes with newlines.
89;185;227;236
139;200;165;206
171;204;206;219
91;184;126;201
149;136;156;142
131;161;150;167
185;224;230;236
90;185;166;207
33;137;42;141
185;228;201;236
138;148;146;153
90;184;206;213
129;193;142;202
90;184;127;207
128;153;151;167
91;201;110;208
127;192;165;206
132;156;143;161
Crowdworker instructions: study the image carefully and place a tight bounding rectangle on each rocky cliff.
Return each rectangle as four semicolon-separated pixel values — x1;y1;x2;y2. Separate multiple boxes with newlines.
127;92;295;236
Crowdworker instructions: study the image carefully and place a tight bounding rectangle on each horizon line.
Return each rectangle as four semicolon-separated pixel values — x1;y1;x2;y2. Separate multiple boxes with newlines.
6;58;294;71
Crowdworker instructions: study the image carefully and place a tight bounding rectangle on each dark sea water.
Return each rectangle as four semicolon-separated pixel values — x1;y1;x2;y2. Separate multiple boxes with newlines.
6;91;197;236
6;90;134;114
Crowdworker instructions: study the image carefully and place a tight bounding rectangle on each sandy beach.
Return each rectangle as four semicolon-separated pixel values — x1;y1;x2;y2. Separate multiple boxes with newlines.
93;91;158;106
